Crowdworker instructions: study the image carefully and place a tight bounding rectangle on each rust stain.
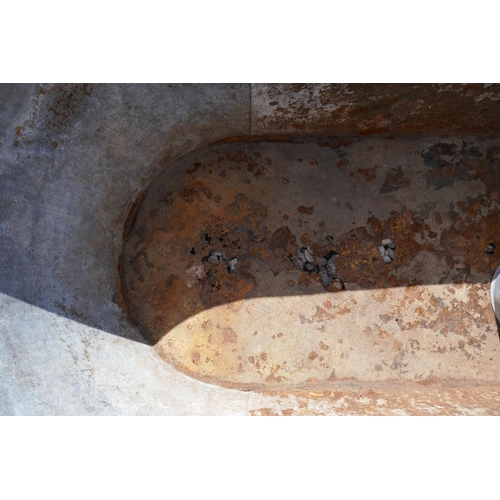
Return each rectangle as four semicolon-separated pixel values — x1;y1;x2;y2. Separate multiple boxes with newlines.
297;205;314;215
253;83;500;136
222;328;237;343
357;167;377;182
42;83;94;131
319;341;329;351
379;166;411;194
250;408;280;416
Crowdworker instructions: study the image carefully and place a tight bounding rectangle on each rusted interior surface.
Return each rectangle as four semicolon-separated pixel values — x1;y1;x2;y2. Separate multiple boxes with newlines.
8;83;500;414
251;84;500;136
121;136;500;392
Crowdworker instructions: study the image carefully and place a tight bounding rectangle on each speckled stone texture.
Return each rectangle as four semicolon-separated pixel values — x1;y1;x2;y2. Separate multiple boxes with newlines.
1;83;500;415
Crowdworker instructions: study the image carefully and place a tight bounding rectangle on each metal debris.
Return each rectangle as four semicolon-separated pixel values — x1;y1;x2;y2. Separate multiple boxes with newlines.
304;248;314;263
227;258;238;272
319;269;331;287
326;260;338;279
296;247;306;263
485;243;496;255
208;250;225;265
296;245;345;289
316;257;327;267
380;239;396;264
324;250;339;261
304;262;319;274
297;246;314;263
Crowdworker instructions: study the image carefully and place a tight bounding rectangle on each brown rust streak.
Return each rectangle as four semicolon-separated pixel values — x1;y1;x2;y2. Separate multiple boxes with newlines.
116;190;148;329
254;84;500;136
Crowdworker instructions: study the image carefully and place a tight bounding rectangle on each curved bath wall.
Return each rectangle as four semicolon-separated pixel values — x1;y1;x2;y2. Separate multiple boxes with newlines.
0;84;253;415
2;83;500;415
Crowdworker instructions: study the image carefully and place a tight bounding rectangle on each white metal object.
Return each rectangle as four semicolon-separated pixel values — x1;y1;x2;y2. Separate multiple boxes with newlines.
492;264;500;322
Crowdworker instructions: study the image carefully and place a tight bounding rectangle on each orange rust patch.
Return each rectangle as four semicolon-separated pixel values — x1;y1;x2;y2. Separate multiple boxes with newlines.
379;166;411;194
265;373;283;383
297;205;314;215
313;306;335;322
250;408;280;416
222;328;237;343
298;273;311;287
393;340;403;351
357;167;377;182
191;351;201;365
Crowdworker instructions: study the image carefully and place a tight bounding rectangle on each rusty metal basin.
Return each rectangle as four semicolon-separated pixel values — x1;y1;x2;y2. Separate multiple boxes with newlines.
121;135;500;391
5;84;500;415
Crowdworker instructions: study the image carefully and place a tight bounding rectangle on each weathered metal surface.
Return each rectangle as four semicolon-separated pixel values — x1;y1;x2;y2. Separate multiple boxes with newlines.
250;385;500;416
122;136;500;391
3;83;500;415
252;84;500;136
